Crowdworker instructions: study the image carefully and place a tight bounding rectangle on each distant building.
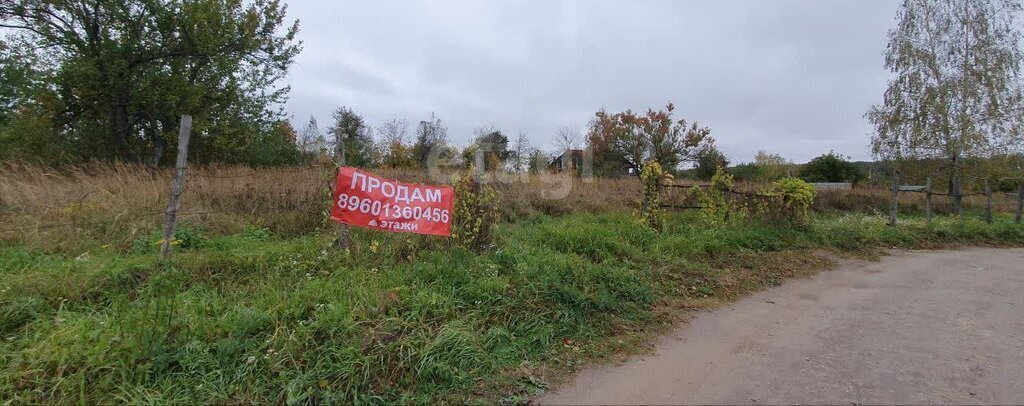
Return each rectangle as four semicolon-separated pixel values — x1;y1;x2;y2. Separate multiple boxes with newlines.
549;149;584;173
809;182;853;191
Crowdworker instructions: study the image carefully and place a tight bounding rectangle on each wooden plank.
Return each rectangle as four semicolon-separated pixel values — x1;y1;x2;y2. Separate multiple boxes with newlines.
1017;183;1023;225
160;115;192;260
889;172;899;226
925;177;932;225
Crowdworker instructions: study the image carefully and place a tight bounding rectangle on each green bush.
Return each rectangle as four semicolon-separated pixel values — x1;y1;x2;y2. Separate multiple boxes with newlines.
639;161;668;231
131;225;207;254
799;152;863;183
764;177;817;224
694;165;735;225
452;171;499;251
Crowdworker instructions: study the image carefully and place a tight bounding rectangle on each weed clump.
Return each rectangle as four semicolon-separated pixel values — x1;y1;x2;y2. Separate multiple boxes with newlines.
452;171;498;251
131;225;207;254
639;161;668;231
764;177;817;224
695;165;736;225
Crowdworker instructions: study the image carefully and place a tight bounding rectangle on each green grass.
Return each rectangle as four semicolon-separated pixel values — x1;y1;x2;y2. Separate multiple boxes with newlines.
1;212;1022;403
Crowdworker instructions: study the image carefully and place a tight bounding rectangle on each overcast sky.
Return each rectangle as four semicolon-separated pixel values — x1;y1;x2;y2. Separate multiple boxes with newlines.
282;0;901;164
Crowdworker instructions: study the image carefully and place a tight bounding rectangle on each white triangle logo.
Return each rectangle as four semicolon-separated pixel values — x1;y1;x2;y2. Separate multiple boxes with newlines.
368;220;378;227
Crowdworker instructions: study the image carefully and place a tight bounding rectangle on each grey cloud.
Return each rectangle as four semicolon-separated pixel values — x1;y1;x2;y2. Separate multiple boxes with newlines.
283;0;900;163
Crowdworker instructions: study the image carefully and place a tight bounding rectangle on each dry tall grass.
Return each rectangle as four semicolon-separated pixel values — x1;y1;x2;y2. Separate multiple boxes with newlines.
813;187;1019;215
2;161;1018;253
0;161;639;252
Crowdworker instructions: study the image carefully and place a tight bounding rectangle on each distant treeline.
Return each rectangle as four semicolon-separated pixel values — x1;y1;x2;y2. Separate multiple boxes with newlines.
683;149;1022;193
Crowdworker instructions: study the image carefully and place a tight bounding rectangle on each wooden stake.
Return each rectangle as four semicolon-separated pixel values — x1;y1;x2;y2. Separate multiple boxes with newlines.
984;179;993;224
889;171;899;226
1016;183;1023;225
160;115;192;260
925;177;932;225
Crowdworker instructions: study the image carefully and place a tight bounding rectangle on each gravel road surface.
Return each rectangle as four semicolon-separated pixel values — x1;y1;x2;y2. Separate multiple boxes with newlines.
538;248;1024;405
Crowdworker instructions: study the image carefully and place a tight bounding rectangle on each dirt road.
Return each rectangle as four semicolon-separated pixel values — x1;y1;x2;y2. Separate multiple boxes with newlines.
538;248;1024;405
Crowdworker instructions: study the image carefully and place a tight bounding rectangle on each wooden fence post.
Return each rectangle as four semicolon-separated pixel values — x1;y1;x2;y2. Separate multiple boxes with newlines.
1016;182;1023;225
160;115;192;260
334;132;350;249
889;171;899;226
925;177;932;225
984;179;993;224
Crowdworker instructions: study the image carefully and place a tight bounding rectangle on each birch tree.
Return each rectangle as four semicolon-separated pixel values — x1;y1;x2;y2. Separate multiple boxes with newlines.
512;132;533;173
378;117;414;168
867;0;1024;214
298;117;328;158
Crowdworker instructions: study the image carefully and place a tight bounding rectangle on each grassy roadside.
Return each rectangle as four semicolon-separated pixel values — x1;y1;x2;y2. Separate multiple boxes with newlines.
1;211;1023;403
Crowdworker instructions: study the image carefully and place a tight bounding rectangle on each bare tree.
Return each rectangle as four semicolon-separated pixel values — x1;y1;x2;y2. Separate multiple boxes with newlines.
377;117;411;167
298;116;328;157
554;126;581;155
378;117;408;146
512;132;533;173
867;0;1024;214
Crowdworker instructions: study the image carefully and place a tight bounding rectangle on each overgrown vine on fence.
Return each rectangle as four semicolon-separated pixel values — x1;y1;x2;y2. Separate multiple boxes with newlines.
765;177;816;224
694;165;737;225
640;161;669;231
452;169;499;251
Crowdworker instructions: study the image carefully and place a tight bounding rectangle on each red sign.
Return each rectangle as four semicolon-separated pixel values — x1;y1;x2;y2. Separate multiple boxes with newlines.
330;167;454;236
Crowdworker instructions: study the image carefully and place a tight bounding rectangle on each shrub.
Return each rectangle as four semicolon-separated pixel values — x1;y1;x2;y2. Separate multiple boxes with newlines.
693;147;729;181
765;177;816;223
639;161;668;231
695;165;735;225
131;225;207;254
452;170;498;251
799;152;863;183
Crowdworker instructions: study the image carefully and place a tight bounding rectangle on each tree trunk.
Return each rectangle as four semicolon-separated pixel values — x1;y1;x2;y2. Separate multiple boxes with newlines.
1017;183;1023;225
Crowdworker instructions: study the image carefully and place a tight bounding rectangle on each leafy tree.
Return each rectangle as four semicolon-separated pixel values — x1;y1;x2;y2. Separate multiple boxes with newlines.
512;132;533;173
0;0;301;164
799;152;863;183
297;117;329;160
867;0;1024;213
728;163;762;182
241;120;301;166
752;150;792;181
528;150;550;173
329;107;374;167
461;142;480;169
377;117;414;168
588;102;712;177
754;151;788;167
472;128;512;171
0;35;71;163
693;146;729;181
412;113;448;168
0;36;51;125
